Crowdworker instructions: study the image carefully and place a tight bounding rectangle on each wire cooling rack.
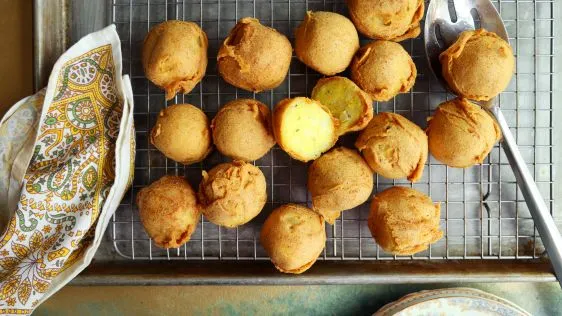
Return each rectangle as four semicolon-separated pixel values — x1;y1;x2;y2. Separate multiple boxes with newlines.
110;0;556;261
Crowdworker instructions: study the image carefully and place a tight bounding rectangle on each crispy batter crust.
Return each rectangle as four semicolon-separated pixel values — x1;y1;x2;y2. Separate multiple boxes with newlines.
355;112;427;182
295;11;359;76
198;161;267;228
260;204;326;274
211;99;275;161
150;104;212;165
351;40;417;101
368;186;443;255
142;20;208;100
308;147;373;224
136;175;201;248
439;29;515;101
217;18;292;92
427;98;502;168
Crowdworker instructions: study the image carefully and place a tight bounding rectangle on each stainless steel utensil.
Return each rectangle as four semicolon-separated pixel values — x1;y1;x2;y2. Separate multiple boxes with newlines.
424;0;562;287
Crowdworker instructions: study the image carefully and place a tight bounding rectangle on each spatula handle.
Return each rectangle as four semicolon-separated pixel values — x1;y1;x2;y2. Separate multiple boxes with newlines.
491;106;562;287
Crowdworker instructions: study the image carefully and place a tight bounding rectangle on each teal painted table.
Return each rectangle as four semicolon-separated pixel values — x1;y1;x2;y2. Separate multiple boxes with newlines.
37;283;561;315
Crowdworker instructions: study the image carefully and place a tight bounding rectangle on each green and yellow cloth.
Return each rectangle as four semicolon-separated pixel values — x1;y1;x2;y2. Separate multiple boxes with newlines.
0;25;134;314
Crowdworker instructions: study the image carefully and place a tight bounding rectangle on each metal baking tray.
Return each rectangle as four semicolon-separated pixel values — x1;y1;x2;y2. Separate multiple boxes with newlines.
34;0;562;284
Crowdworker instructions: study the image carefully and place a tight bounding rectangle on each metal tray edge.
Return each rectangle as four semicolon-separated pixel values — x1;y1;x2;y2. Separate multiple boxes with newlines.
71;260;556;285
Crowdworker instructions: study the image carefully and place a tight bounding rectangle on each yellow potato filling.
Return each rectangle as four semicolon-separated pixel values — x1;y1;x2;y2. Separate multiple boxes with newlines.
280;100;335;161
312;77;366;134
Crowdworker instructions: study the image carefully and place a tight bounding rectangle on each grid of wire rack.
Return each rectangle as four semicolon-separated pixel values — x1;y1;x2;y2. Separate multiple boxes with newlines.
110;0;557;261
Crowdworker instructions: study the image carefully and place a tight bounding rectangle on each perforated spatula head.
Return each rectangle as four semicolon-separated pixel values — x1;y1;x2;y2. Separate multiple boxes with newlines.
424;0;509;103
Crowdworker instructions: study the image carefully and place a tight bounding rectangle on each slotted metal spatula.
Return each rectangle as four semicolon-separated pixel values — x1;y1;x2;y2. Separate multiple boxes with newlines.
424;0;562;286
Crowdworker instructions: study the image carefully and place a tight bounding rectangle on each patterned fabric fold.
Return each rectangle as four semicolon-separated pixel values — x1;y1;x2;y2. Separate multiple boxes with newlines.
0;25;134;315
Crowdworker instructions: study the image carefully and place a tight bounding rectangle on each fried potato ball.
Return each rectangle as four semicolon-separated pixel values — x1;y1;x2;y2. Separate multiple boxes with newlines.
150;104;212;165
218;18;292;92
311;76;373;135
295;11;360;76
346;0;424;41
272;97;338;162
351;40;416;101
198;161;267;228
427;98;501;168
440;29;515;101
355;112;427;182
260;204;326;274
308;147;373;224
136;175;201;248
211;99;275;161
368;186;443;255
142;20;208;100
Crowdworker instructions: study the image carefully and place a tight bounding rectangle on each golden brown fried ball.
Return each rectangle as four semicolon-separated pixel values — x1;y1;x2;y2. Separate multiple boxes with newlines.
355;112;427;182
311;76;373;135
440;29;515;101
142;20;208;100
211;99;275;161
198;161;267;228
136;175;201;248
427;98;501;168
272;97;338;162
217;18;292;92
347;0;424;41
295;11;360;76
308;147;373;224
368;186;443;255
351;40;417;101
260;204;326;274
150;104;212;165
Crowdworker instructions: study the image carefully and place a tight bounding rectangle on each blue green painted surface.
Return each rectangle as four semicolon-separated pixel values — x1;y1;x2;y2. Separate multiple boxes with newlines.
36;283;561;315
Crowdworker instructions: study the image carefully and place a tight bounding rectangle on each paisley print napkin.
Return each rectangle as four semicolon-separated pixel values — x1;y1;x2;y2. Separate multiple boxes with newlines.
0;25;134;314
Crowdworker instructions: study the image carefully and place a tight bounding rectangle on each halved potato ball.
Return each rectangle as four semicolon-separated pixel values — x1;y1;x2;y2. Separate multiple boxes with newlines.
295;11;359;76
347;0;424;41
211;99;275;161
260;204;326;274
351;40;416;101
150;104;212;165
136;175;201;248
198;161;267;228
142;20;208;100
308;147;373;224
440;29;515;101
355;112;427;182
427;98;501;168
311;76;373;135
272;97;338;162
368;186;443;255
218;17;292;92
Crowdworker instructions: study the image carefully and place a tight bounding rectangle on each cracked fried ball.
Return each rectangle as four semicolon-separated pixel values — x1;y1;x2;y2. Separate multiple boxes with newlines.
440;29;515;101
198;161;267;228
355;112;427;182
347;0;424;41
142;20;208;100
295;11;359;76
311;76;373;135
150;104;212;165
211;99;275;161
351;40;416;101
218;18;292;92
427;98;501;168
136;175;201;248
308;147;373;224
368;186;443;255
260;204;326;274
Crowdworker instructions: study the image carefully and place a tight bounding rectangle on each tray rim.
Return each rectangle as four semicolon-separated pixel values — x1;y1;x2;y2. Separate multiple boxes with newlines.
71;260;556;285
